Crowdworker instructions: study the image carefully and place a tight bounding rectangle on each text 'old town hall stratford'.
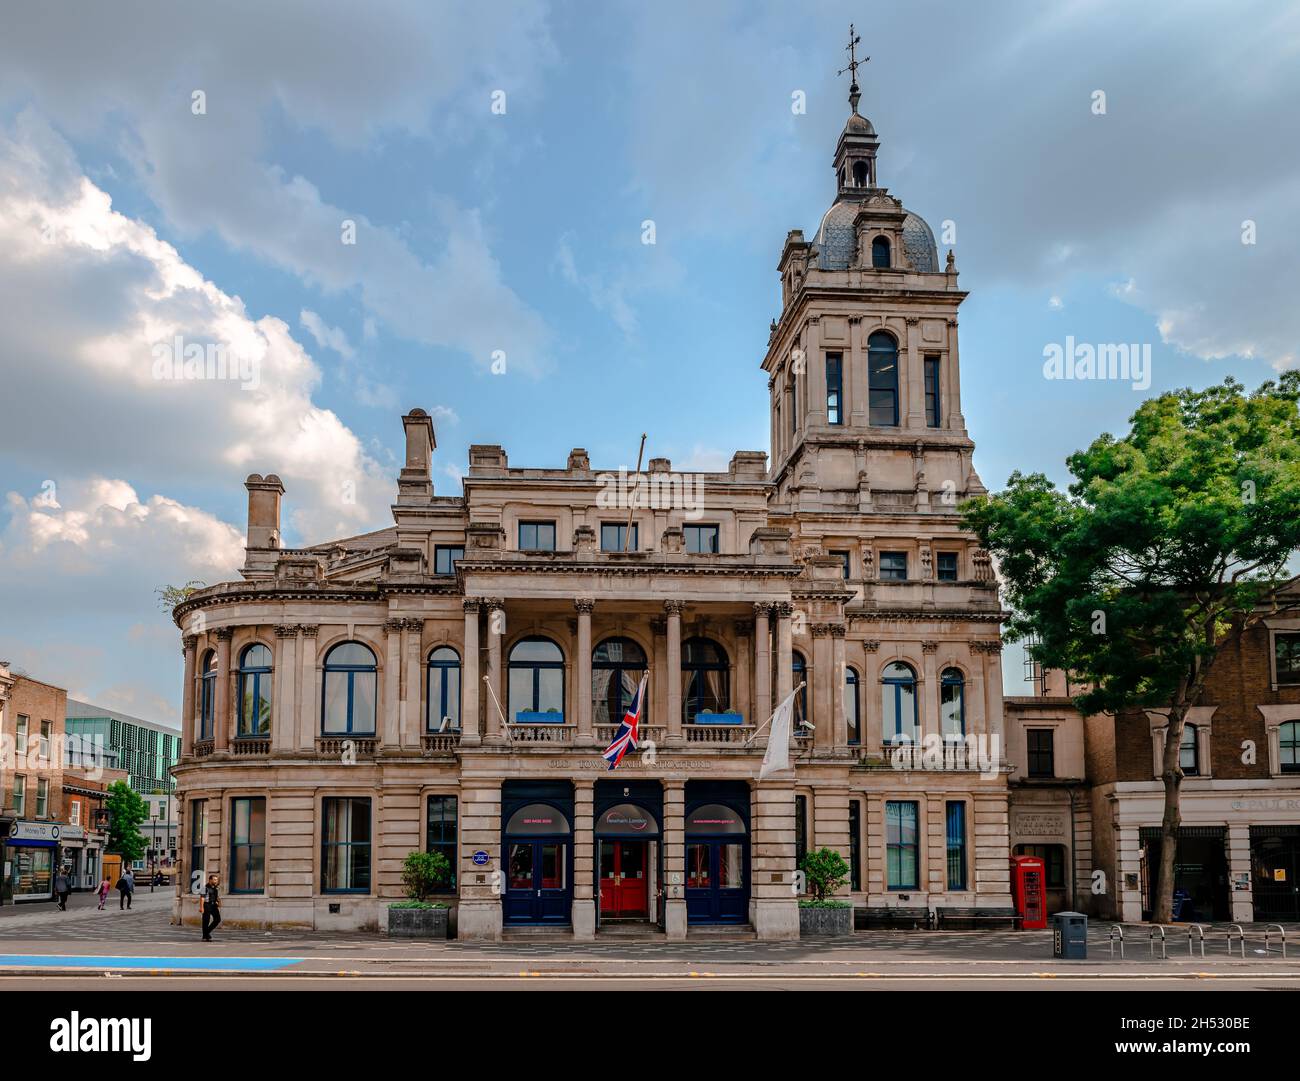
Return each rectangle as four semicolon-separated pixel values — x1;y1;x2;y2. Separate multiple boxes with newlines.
171;76;1021;941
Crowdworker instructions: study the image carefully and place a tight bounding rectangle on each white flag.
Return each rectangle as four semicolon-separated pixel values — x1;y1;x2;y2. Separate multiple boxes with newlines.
759;687;801;780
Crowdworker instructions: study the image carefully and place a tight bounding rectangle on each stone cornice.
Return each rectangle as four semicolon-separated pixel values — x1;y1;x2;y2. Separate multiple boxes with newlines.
848;608;1008;623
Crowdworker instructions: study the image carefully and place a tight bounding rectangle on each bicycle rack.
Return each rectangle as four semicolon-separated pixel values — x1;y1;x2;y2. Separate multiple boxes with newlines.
1264;924;1288;959
1226;924;1245;958
1108;924;1125;959
1187;924;1207;959
1149;924;1167;959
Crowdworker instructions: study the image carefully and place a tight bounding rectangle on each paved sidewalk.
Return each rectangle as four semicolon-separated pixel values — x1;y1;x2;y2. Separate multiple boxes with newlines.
0;888;172;932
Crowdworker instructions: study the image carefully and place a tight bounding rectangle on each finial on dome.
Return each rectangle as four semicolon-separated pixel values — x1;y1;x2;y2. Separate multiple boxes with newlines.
837;23;869;115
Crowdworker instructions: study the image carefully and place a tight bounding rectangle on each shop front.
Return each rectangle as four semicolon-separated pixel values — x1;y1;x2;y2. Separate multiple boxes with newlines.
3;820;61;903
502;781;574;926
684;783;750;925
1140;825;1230;922
1251;825;1300;921
595;781;662;928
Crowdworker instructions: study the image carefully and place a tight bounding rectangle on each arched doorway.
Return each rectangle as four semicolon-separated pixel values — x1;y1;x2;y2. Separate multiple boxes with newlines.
684;786;750;924
502;791;573;925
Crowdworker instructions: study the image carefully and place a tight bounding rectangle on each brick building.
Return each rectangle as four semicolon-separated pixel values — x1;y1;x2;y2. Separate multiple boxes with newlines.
0;669;66;902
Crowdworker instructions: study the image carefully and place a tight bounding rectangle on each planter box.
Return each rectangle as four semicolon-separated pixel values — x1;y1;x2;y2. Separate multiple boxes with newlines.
387;905;449;939
694;712;744;725
799;905;853;937
516;711;566;724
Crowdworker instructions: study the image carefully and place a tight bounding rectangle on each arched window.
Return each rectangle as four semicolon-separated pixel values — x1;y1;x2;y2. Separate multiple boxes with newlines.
199;650;217;741
867;331;899;426
321;642;378;735
940;667;965;739
792;651;809;726
237;643;273;738
845;667;860;746
853;160;869;187
881;661;918;744
1179;723;1200;776
1280;721;1300;774
509;637;565;720
592;637;647;727
871;235;891;268
681;637;730;724
427;647;461;732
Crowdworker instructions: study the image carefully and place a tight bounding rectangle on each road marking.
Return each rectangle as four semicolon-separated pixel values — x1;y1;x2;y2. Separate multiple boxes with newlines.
0;954;304;972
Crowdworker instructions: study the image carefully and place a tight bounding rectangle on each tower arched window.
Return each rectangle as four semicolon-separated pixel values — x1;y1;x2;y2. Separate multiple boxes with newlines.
509;636;565;720
322;642;378;735
871;235;891;268
881;661;919;744
1179;723;1200;776
199;650;217;742
681;637;730;724
940;667;965;739
592;637;647;727
237;643;273;738
427;647;461;732
853;160;869;187
868;331;900;426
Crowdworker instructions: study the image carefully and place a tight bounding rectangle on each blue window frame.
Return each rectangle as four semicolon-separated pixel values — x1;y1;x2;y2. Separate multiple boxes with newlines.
792;651;809;726
199;650;216;741
1280;721;1300;774
321;642;378;735
849;800;862;890
871;235;891;268
591;637;647;727
881;662;919;744
940;667;965;738
924;356;941;427
322;797;371;894
600;523;638;552
684;524;719;554
426;647;461;731
426;795;458;892
886;801;918;889
681;637;729;724
826;352;843;425
229;796;265;893
518;521;556;551
845;667;860;745
236;643;272;738
879;551;908;580
434;545;463;575
936;551;959;581
867;331;899;426
946;801;967;890
508;637;565;719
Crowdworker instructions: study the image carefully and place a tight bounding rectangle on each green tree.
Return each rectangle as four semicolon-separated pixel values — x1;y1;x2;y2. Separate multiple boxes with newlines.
400;850;451;902
155;581;206;612
963;373;1300;922
799;847;851;902
105;781;150;864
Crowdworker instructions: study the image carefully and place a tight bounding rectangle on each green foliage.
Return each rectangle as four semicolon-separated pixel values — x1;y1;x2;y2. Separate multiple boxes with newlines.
155;581;206;612
388;901;449;909
798;899;851;909
400;850;451;902
799;847;851;902
105;781;149;863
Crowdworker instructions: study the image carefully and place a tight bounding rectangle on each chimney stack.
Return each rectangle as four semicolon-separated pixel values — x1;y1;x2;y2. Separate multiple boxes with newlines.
398;408;437;502
244;473;284;550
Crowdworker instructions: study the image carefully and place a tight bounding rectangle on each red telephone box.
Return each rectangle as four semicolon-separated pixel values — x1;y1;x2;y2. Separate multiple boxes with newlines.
1010;855;1047;930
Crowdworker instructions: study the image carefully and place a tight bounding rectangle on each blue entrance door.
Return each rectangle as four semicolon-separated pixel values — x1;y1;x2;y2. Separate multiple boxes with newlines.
685;840;748;923
504;841;570;923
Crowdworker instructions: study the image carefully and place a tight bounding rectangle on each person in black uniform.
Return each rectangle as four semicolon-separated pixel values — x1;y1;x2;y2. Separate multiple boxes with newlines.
201;873;222;941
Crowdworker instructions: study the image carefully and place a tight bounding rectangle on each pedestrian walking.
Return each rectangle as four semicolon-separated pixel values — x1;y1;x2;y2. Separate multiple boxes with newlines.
96;874;111;910
200;873;221;942
53;867;72;910
116;869;135;910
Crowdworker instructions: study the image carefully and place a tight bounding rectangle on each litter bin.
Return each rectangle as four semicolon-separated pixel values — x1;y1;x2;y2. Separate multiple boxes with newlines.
1052;911;1088;959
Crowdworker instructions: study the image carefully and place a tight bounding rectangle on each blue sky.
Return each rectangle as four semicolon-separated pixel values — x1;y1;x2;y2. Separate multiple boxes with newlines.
0;1;1296;719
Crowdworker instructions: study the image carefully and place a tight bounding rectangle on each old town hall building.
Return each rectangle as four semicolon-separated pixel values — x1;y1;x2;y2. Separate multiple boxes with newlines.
170;75;1017;940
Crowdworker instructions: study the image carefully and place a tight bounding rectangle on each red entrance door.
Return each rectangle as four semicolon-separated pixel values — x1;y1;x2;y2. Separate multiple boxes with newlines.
599;841;648;918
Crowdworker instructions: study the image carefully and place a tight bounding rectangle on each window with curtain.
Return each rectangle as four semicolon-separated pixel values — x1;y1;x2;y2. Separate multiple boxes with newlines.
321;642;378;735
867;331;899;426
881;662;918;744
237;643;272;738
886;801;918;889
508;637;565;718
322;797;371;893
681;637;730;723
426;647;461;731
940;667;965;738
592;637;647;727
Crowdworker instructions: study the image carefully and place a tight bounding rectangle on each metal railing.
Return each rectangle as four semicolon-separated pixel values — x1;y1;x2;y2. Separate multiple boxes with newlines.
1108;925;1125;959
1149;924;1167;959
1226;924;1245;958
1187;924;1207;959
1264;924;1288;958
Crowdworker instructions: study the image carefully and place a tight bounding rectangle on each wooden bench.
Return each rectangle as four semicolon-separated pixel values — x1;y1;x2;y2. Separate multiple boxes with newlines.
934;907;1021;931
856;906;932;931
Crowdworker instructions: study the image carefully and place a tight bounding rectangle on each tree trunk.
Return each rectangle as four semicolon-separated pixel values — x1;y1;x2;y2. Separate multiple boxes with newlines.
1153;704;1187;924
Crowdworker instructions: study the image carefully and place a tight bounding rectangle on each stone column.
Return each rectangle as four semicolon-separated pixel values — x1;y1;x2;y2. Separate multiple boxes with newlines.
458;779;503;941
298;626;319;751
946;317;965;429
665;601;683;743
862;642;883;756
775;603;794;703
402;618;423;748
663;779;687;940
575;599;594;744
811;625;832;752
573;778;596;939
180;635;197;757
983;641;1006;744
461;600;481;744
751;779;799;940
921;641;939;739
813;785;852;895
753;603;772;726
904;315;924;427
1228;822;1254;922
831;625;848;749
486;599;505;741
383;619;403;748
213;628;233;753
273;625;298;753
733;619;752;726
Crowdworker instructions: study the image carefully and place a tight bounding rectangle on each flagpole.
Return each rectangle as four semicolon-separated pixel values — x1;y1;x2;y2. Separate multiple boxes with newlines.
623;433;646;552
482;675;511;742
744;681;806;745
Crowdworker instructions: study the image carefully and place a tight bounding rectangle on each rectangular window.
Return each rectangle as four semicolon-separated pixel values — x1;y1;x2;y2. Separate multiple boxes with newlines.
936;552;959;581
39;720;52;763
879;551;908;580
924;356;941;428
36;778;48;817
433;545;464;575
69;801;81;826
16;714;28;749
190;799;207;881
1276;633;1300;685
829;549;851;579
426;795;458;892
826;352;843;425
1027;729;1055;778
849;800;862;891
518;521;556;552
684;524;720;554
789;382;797;434
322;797;371;893
946;801;967;890
600;523;639;552
1017;844;1067;889
13;775;25;817
886;801;919;890
794;795;808;876
868;345;899;426
229;797;266;893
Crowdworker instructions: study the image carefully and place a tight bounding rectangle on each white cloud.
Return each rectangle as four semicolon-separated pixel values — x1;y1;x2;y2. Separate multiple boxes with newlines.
300;309;355;360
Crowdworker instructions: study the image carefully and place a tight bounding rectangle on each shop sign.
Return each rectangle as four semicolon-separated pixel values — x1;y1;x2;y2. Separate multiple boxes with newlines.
7;821;61;843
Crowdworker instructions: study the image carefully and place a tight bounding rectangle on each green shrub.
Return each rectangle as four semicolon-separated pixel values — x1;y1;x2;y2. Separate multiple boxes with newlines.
798;899;851;909
400;850;451;902
799;847;850;902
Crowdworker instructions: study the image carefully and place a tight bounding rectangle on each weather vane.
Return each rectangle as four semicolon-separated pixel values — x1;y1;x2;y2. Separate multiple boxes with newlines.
837;23;868;114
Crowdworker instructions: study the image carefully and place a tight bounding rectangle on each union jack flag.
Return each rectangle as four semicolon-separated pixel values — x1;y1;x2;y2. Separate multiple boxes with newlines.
602;673;648;771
